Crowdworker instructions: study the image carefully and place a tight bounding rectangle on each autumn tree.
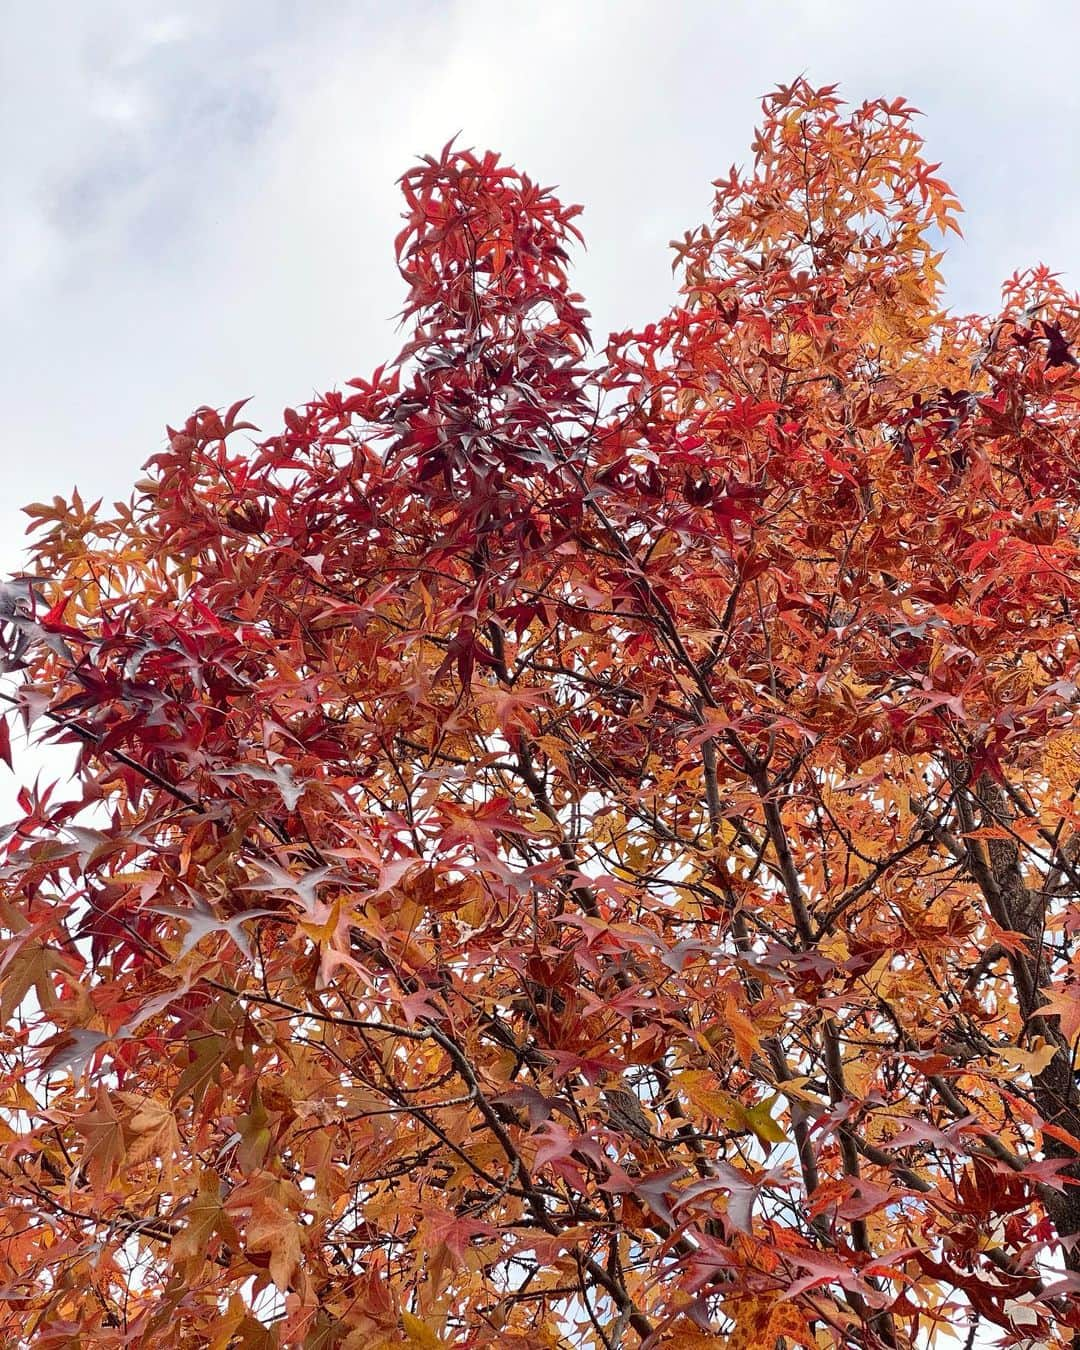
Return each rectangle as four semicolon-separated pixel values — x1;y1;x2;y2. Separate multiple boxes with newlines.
4;80;1080;1347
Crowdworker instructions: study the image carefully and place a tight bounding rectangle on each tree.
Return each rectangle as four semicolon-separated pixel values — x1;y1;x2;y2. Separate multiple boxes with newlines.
2;77;1080;1347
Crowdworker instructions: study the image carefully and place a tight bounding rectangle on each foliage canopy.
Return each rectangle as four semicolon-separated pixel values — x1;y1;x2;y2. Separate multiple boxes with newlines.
3;80;1080;1347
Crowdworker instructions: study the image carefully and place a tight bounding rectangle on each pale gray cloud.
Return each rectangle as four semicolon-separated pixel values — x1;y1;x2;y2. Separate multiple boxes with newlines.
3;0;1079;573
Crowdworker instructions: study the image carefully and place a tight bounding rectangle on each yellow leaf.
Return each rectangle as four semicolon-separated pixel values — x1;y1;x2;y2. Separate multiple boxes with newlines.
1043;730;1080;793
718;994;760;1064
402;1310;446;1348
677;1070;748;1131
720;1293;811;1348
658;1329;725;1348
742;1094;787;1147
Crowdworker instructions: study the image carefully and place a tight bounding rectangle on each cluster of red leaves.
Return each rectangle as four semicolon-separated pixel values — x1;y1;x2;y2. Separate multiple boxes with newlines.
3;80;1080;1347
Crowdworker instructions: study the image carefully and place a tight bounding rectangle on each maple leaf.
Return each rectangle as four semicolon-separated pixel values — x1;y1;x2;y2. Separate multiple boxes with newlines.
241;861;337;919
119;1093;181;1185
35;1027;111;1080
229;1173;304;1291
148;895;279;962
402;1311;447;1348
74;1086;125;1203
211;756;310;811
1035;982;1080;1043
170;1167;238;1274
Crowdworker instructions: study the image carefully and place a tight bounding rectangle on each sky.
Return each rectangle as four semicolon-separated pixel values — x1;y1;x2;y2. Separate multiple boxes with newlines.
4;0;1080;576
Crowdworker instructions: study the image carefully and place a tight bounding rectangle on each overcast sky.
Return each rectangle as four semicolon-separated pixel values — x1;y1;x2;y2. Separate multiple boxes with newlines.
4;0;1080;573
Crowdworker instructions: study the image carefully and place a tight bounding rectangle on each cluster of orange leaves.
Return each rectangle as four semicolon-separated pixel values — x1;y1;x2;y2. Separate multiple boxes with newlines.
2;80;1080;1347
